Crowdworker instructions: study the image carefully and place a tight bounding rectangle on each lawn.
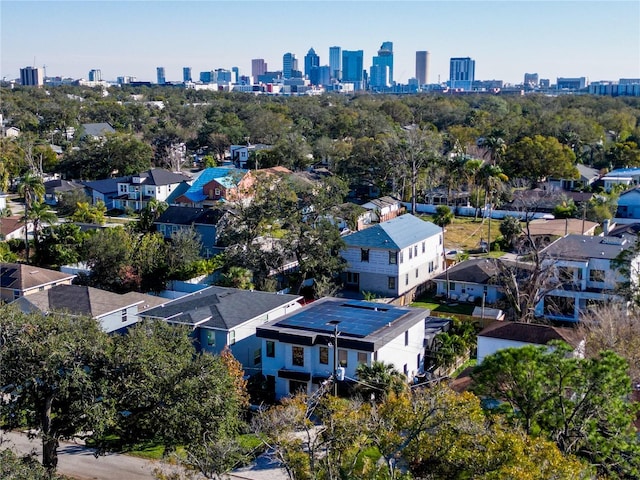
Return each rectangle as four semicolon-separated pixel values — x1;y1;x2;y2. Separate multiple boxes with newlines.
421;214;504;253
412;294;476;316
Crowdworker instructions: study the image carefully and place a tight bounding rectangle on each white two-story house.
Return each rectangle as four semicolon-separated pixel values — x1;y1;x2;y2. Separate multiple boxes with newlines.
534;234;639;322
341;214;443;303
112;169;191;211
256;297;429;400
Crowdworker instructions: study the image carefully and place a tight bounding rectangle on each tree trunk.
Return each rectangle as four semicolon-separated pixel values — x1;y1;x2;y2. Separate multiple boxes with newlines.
41;395;59;477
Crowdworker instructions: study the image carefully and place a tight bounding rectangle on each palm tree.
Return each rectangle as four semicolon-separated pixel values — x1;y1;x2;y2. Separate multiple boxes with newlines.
478;135;506;166
355;360;407;401
463;158;483;220
26;201;57;262
433;205;454;299
17;171;45;263
479;164;508;251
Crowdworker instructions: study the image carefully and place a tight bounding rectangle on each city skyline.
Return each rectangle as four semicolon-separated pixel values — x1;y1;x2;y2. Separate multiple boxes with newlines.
1;1;639;85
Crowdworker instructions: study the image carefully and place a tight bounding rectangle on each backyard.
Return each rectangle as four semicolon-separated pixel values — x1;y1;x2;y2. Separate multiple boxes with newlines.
421;214;504;253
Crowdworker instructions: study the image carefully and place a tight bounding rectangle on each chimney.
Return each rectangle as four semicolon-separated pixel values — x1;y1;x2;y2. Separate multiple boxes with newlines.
603;219;610;235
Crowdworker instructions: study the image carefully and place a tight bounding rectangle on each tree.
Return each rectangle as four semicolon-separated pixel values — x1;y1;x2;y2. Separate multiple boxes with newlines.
70;200;106;225
0;447;51;480
472;344;640;478
0;307;113;476
25;201;57;260
137;198;168;232
17;171;45;264
499;215;522;250
355;361;407;401
34;223;86;268
217;266;254;290
433;205;453;298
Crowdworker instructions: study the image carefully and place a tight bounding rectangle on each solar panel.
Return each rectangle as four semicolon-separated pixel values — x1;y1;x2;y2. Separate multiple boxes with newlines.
0;267;17;288
275;299;408;338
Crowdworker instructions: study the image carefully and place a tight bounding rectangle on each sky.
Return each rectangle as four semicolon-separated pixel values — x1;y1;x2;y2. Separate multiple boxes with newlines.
1;0;639;85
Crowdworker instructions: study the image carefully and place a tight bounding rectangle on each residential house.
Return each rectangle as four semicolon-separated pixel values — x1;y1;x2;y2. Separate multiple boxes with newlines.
256;297;429;400
361;196;404;223
170;167;247;207
0;263;75;302
3;126;20;138
547;164;600;191
112;169;191;211
602;167;640;192
477;321;585;364
534;234;638;322
432;258;502;304
140;286;303;374
154;206;230;257
12;284;168;333
341;214;443;303
615;187;640;223
82;176;128;210
0;216;31;242
230;144;273;169
44;179;85;205
521;218;599;249
81;122;115;140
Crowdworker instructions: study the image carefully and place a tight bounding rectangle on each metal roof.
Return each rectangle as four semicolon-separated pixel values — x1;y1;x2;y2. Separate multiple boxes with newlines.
342;214;441;250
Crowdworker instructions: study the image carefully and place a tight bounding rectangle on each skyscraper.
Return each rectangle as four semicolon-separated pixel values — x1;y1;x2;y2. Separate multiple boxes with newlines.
283;52;298;79
20;66;44;86
342;50;364;89
415;51;430;85
304;48;320;79
449;57;475;90
183;67;192;82
157;67;166;85
252;59;267;78
88;69;102;82
329;46;342;81
369;64;390;90
373;41;394;85
232;67;239;84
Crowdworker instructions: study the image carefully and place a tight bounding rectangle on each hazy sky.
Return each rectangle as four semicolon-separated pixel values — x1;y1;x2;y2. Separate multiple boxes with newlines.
2;0;639;85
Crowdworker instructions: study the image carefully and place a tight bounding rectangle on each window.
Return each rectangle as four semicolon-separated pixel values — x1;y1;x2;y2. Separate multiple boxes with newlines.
214;188;221;196
428;261;434;273
374;351;378;362
253;348;262;366
121;309;128;323
415;268;419;278
403;364;408;376
422;242;425;253
399;251;404;263
266;340;275;358
414;245;418;257
319;346;329;365
409;248;413;259
357;352;367;364
405;273;409;285
404;330;409;346
439;235;442;245
449;282;456;291
338;349;348;367
361;249;370;262
417;353;422;369
346;272;359;284
388;277;396;290
389;251;398;264
206;330;216;347
589;269;606;282
229;330;236;345
289;380;307;395
292;346;304;367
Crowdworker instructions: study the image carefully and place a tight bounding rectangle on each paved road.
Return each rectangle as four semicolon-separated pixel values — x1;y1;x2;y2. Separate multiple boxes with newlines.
1;431;289;480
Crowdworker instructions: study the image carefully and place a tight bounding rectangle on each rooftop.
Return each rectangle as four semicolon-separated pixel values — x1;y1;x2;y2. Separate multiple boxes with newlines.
342;213;441;250
478;321;582;348
0;263;75;291
542;234;635;261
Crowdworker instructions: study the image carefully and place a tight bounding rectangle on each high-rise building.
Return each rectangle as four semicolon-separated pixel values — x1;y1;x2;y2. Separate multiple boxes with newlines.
20;66;44;86
200;71;214;83
304;48;320;79
157;67;166;85
342;50;364;89
252;59;267;79
283;52;298;79
329;46;342;81
231;67;239;84
449;57;475;90
88;69;102;82
369;64;390;90
415;51;430;85
372;41;393;85
183;67;192;82
523;72;539;88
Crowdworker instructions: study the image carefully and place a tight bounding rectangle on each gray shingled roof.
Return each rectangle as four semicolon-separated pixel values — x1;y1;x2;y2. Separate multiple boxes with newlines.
140;286;303;330
542;234;635;261
81;122;115;137
12;284;164;318
154;206;227;226
0;263;75;290
432;258;499;284
342;214;441;250
479;321;582;348
82;176;128;194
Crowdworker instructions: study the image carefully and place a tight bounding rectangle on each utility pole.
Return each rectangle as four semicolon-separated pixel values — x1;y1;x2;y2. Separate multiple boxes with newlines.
333;322;339;396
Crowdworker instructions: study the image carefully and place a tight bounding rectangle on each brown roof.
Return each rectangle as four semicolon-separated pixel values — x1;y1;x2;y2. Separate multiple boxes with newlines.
0;216;25;237
478;321;583;349
0;263;75;291
15;284;167;318
525;218;599;237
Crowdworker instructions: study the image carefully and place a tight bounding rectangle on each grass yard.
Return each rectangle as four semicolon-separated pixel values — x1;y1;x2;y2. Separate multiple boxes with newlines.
420;214;503;253
412;294;476;316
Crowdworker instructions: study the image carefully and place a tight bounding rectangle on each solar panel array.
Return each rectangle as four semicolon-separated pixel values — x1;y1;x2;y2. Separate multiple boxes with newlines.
0;267;17;288
274;299;408;338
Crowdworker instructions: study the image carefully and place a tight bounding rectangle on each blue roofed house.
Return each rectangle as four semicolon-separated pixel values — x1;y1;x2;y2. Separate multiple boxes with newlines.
82;176;128;210
256;297;430;400
154;206;230;258
171;167;247;207
341;214;444;304
139;286;303;374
